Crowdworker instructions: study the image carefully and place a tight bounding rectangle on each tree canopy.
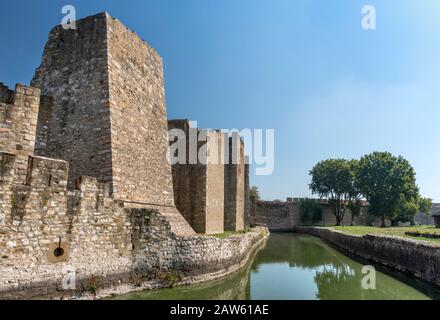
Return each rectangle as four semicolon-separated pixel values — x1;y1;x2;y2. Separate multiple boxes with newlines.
355;152;419;227
309;159;357;226
250;186;261;201
309;152;427;227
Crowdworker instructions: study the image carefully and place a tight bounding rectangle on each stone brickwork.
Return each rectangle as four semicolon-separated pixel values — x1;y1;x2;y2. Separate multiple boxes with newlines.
244;157;250;228
253;200;299;231
0;84;40;183
0;82;14;103
31;13;193;235
32;13;175;207
0;13;266;299
252;198;369;230
224;134;245;231
131;209;267;285
0;152;133;297
294;226;440;287
168;120;226;234
32;14;111;190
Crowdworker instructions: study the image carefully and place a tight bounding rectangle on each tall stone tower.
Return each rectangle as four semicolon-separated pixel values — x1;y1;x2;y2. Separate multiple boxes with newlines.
168;120;226;234
32;13;194;234
224;134;245;231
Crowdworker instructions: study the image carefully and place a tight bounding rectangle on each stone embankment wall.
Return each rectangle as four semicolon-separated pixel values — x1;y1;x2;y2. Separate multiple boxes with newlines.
132;211;268;282
294;226;440;287
1;202;268;299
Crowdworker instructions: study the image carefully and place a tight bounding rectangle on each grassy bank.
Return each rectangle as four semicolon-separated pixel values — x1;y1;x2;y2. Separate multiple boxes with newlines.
210;228;253;239
332;226;440;246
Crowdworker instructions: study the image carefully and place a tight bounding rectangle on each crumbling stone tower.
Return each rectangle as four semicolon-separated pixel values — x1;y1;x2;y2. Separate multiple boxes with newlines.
31;13;193;234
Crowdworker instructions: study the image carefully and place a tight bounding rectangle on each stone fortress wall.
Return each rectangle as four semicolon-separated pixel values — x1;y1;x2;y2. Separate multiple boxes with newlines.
224;134;246;231
0;13;260;299
168;120;249;234
251;197;370;231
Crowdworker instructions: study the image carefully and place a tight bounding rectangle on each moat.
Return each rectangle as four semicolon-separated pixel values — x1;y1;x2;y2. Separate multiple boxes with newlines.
113;233;440;300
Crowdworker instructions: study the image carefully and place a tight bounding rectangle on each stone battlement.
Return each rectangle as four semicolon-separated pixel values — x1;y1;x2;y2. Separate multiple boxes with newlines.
0;84;40;183
0;13;256;299
0;82;14;104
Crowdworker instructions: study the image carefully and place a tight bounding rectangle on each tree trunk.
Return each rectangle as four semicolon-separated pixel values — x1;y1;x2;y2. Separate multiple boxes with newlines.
381;215;386;228
335;215;342;226
351;214;355;226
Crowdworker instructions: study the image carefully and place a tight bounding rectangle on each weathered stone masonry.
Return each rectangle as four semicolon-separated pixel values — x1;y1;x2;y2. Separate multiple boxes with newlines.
168;120;226;234
31;12;193;236
168;120;248;234
251;198;368;231
0;13;264;299
0;84;40;183
224;134;245;231
32;13;175;208
294;227;440;287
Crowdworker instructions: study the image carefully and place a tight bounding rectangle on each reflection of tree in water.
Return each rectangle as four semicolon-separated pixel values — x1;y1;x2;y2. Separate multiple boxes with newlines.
114;234;435;300
253;234;432;300
314;264;364;300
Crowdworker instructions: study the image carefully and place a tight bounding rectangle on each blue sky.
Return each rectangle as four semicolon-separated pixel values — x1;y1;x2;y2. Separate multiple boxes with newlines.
1;0;440;201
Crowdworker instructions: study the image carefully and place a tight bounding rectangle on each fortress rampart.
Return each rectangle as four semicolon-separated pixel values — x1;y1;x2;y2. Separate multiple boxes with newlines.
168;120;249;234
0;13;259;299
251;197;370;230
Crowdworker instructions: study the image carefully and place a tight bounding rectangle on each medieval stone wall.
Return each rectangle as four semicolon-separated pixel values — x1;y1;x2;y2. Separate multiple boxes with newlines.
131;208;267;280
253;200;298;231
252;198;367;230
0;84;40;183
32;13;112;190
294;226;440;287
0;12;263;299
0;83;14;103
31;13;175;207
0;153;133;298
224;134;245;231
168;120;226;234
29;13;194;236
106;15;174;205
244;158;250;228
205;130;225;234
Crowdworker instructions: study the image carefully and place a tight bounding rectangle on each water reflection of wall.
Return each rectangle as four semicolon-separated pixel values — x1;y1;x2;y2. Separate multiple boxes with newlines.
115;233;437;300
252;233;346;269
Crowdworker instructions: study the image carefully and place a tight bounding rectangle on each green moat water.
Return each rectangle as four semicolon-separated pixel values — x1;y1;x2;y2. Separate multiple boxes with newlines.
113;233;440;300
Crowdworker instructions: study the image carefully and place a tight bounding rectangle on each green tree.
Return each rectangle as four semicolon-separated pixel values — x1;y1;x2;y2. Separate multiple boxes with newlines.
348;199;363;226
299;198;323;225
356;152;419;227
250;186;260;201
392;195;419;226
419;197;433;215
309;159;354;226
348;159;363;226
393;196;432;226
